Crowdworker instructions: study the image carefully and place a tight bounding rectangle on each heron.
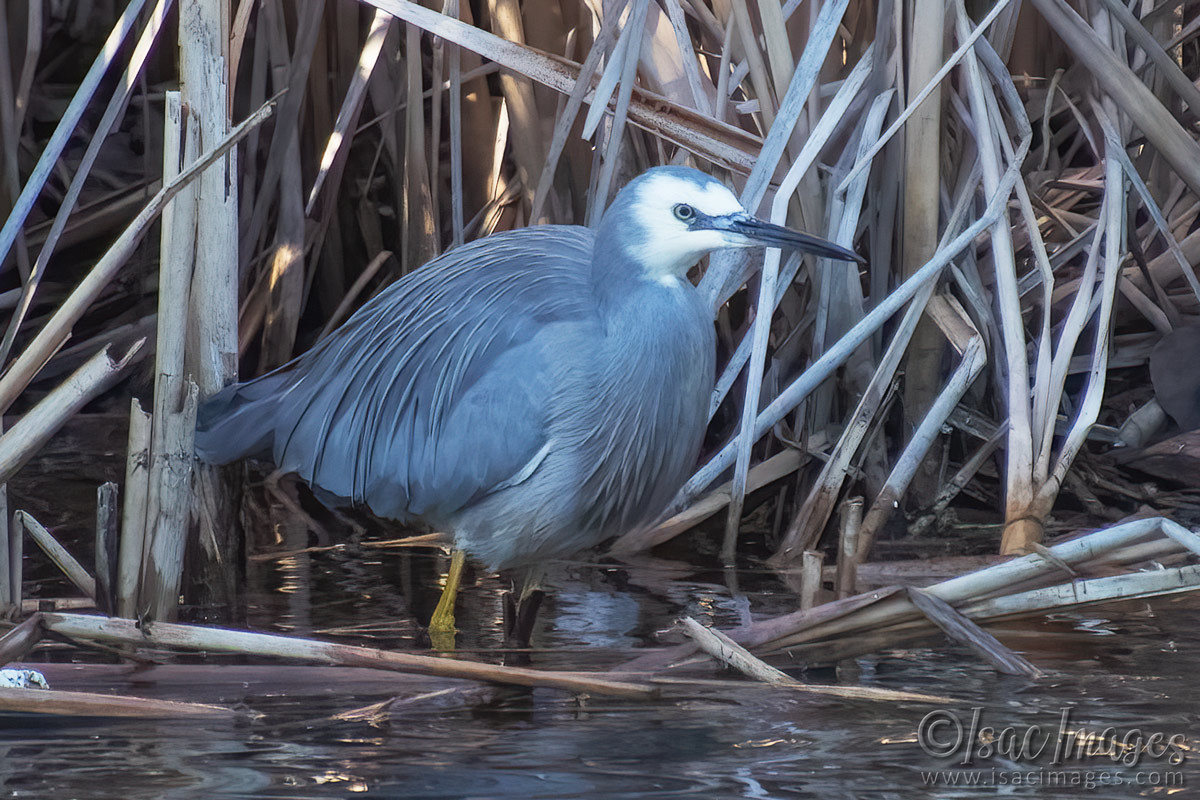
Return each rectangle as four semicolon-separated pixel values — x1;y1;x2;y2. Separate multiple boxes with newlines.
195;166;862;645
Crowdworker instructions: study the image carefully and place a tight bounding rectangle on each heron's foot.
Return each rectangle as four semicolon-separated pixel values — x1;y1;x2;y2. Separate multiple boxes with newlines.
502;588;545;650
428;549;466;651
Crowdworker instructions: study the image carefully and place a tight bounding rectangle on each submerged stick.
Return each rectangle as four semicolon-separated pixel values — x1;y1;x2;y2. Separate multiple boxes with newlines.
40;613;657;699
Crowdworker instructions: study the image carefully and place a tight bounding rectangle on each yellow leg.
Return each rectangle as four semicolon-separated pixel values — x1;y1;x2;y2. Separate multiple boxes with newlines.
428;549;465;650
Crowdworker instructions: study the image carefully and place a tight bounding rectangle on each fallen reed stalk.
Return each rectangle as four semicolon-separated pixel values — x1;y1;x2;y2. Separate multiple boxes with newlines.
0;687;238;719
755;520;1200;655
40;613;658;699
5;0;1200;633
678;615;953;703
680;616;794;685
904;587;1041;677
624;517;1199;672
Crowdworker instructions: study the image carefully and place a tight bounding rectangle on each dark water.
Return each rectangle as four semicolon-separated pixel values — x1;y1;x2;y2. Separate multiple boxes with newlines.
3;539;1199;799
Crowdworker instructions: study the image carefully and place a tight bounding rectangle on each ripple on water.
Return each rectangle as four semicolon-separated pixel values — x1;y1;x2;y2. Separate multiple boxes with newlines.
4;552;1200;799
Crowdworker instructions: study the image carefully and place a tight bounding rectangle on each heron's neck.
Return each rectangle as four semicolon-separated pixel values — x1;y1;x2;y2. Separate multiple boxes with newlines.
590;252;690;319
591;219;691;309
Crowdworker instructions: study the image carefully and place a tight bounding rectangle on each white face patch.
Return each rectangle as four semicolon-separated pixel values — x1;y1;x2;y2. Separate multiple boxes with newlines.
624;173;747;277
636;173;744;217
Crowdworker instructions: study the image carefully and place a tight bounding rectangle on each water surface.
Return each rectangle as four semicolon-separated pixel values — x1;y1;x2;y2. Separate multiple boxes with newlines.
2;539;1198;799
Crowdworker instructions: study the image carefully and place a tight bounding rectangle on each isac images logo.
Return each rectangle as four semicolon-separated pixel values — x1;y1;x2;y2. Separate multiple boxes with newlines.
915;707;1188;790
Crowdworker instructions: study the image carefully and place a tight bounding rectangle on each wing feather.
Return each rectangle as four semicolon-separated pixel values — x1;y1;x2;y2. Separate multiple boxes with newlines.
266;226;595;520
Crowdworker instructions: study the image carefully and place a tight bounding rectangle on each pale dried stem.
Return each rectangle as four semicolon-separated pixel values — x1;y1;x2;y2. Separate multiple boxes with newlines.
722;48;874;565
680;164;1021;511
0;0;175;368
0;341;147;486
0;0;150;274
953;2;1034;552
117;399;151;618
15;512;95;600
0;102;273;415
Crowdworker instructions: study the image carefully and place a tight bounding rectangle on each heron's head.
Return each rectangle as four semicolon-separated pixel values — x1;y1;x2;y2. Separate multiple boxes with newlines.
601;166;862;283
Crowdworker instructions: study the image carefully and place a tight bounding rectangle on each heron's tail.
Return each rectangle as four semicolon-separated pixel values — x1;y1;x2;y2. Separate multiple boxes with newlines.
195;372;292;464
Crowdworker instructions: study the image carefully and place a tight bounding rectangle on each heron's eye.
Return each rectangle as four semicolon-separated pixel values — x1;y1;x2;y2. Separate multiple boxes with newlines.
673;203;696;222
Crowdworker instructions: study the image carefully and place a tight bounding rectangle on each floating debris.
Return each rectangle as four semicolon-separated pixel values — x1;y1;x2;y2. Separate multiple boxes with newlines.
0;668;47;689
627;516;1200;675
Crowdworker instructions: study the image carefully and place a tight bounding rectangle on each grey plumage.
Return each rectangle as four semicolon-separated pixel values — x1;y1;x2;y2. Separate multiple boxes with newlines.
196;167;860;569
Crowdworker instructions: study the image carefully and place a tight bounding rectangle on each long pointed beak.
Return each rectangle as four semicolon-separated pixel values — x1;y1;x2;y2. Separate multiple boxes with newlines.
704;213;864;263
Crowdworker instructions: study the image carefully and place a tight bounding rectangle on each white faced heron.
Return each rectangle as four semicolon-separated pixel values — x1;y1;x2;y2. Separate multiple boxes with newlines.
195;166;861;642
